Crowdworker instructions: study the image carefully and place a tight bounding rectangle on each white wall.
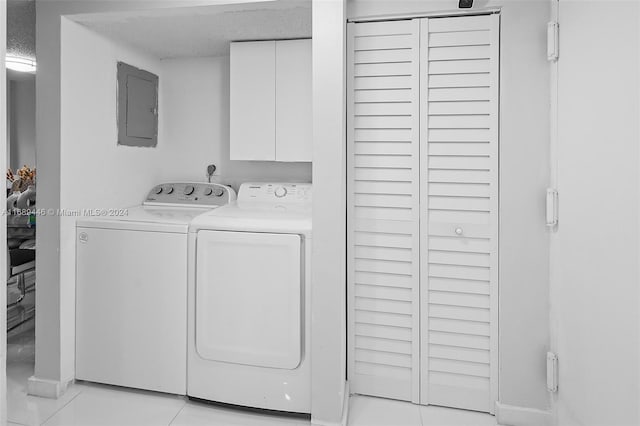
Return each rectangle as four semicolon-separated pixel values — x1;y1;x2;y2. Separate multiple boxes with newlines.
347;0;552;416
9;79;36;170
553;2;640;425
311;0;348;424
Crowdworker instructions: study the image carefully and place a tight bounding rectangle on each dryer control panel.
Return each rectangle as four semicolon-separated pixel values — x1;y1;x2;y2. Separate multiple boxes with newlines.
238;183;312;204
144;183;237;207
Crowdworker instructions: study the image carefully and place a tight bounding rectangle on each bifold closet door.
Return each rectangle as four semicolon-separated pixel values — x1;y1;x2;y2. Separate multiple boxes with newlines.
347;19;422;402
419;14;499;413
347;14;499;413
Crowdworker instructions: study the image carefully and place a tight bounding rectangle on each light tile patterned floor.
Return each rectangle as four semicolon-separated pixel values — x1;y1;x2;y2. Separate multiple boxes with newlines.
348;395;499;426
7;329;499;426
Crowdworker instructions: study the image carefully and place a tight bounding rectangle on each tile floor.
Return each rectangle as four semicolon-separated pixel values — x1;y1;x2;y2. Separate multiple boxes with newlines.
7;329;500;426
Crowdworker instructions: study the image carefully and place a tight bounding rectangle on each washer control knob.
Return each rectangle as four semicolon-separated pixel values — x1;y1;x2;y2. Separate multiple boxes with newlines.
204;188;213;196
184;185;195;195
274;186;287;198
213;187;224;197
154;186;163;195
164;186;174;194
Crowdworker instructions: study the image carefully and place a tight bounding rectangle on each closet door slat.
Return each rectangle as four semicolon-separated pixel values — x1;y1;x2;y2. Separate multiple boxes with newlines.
429;59;491;75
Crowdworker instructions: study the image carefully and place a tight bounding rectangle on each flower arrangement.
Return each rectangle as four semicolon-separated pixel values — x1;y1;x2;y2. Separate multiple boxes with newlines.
7;165;36;192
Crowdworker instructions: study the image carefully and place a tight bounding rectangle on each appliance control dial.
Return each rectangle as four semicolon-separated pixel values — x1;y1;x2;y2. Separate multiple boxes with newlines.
145;182;237;206
274;186;287;198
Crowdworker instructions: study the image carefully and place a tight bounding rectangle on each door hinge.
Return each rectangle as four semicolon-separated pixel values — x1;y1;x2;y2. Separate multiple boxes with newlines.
547;352;558;392
546;188;558;227
547;22;559;62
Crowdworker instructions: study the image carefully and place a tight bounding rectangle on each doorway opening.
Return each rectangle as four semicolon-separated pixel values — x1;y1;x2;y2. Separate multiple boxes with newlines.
6;0;37;413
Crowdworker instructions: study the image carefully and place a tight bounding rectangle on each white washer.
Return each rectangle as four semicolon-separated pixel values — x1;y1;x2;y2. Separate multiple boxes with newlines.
188;182;312;413
75;182;236;395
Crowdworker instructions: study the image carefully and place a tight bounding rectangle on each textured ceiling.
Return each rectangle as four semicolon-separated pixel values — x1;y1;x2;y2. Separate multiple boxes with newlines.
7;0;36;59
71;1;311;59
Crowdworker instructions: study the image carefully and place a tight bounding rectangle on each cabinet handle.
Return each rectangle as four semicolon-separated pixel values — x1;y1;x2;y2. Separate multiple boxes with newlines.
455;227;463;236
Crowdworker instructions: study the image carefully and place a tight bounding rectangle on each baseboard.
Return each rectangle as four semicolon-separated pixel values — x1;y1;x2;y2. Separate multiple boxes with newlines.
27;375;71;399
311;381;350;426
341;381;350;426
495;401;552;426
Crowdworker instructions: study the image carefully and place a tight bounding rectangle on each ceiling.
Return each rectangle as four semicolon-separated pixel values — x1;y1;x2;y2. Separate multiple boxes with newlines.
8;0;35;59
70;0;312;59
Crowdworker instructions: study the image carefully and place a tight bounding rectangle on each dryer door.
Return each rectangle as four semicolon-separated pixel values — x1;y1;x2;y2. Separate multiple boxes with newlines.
195;230;302;369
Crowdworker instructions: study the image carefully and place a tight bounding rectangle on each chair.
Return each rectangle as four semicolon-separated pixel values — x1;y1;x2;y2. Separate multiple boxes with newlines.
7;248;36;331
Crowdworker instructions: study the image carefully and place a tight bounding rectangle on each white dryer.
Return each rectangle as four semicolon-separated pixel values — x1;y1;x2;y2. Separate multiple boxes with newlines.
76;182;235;395
187;182;312;413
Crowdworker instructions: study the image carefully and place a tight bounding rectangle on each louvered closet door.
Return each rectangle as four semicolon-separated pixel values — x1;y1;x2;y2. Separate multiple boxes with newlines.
347;14;499;412
347;19;421;402
420;14;499;413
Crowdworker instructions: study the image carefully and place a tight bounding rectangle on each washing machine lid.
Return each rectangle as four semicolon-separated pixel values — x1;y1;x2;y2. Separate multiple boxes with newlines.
76;205;217;233
189;202;312;237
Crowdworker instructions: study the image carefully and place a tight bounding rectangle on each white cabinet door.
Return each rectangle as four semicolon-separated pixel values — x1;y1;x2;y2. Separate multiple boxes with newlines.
195;230;302;370
230;39;311;162
230;40;276;161
276;39;312;162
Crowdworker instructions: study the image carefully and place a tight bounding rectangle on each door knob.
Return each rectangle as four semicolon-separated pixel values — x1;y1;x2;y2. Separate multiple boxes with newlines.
455;227;463;236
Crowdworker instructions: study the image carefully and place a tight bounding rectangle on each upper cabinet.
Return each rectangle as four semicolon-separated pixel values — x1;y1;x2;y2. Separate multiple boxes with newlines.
275;39;312;162
230;39;312;162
